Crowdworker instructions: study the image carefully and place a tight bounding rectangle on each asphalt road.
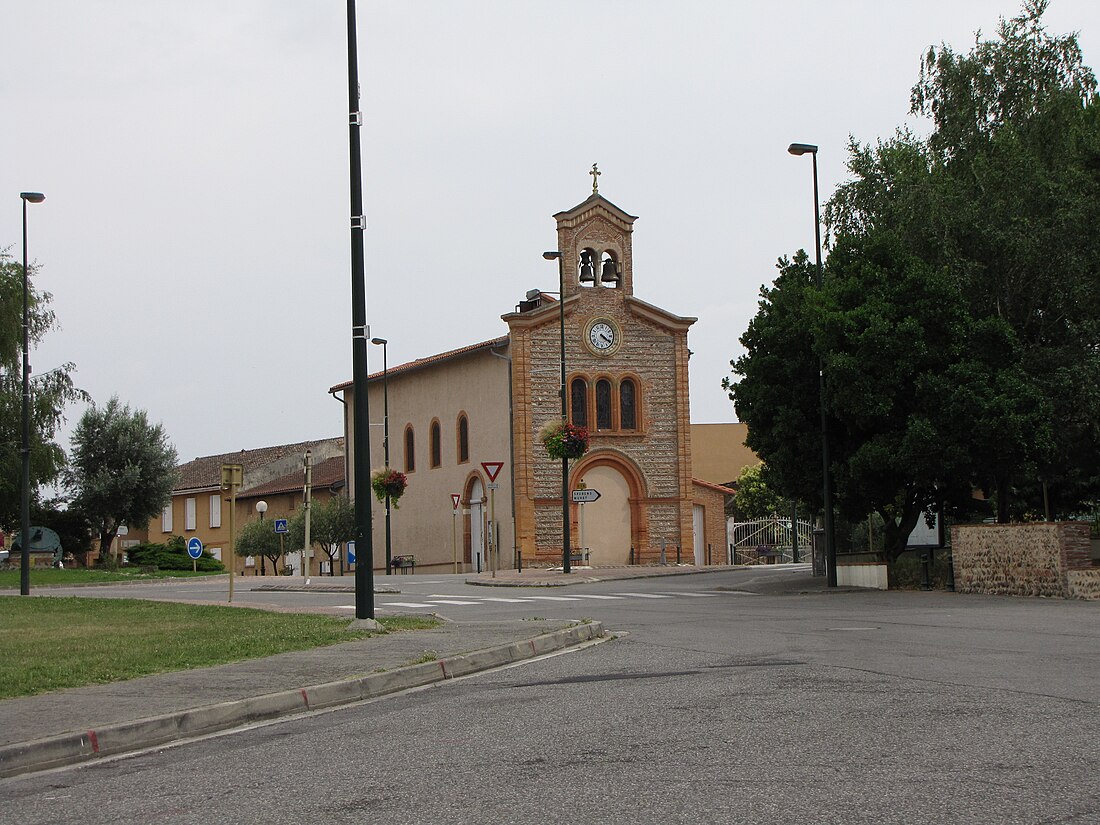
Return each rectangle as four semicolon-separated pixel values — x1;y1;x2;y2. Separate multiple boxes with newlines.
5;568;1099;823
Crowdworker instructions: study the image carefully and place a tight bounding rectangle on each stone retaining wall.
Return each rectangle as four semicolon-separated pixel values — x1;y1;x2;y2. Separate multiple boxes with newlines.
951;522;1095;599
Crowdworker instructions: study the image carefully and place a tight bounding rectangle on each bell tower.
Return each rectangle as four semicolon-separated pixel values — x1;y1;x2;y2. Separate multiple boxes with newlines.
552;164;638;298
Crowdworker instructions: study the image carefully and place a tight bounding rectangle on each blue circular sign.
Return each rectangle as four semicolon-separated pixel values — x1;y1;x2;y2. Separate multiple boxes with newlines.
187;537;203;560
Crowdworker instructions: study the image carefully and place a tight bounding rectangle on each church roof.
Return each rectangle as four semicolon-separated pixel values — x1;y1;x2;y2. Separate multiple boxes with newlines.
552;193;638;224
328;335;509;393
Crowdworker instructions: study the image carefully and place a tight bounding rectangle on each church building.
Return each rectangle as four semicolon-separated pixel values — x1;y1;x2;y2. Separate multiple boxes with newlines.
329;182;731;572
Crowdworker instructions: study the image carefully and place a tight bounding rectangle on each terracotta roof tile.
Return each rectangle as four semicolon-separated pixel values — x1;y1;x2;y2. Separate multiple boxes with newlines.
238;455;346;499
174;438;343;493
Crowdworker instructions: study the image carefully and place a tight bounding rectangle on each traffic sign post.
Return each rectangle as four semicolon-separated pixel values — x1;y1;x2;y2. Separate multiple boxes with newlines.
481;463;503;577
187;537;203;573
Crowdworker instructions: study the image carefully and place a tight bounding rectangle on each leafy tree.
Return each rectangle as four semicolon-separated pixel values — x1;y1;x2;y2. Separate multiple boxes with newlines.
732;464;786;521
0;249;86;530
234;518;284;574
66;397;178;560
288;494;356;575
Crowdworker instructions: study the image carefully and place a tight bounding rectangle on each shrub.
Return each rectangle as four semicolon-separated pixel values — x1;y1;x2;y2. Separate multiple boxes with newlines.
126;537;225;572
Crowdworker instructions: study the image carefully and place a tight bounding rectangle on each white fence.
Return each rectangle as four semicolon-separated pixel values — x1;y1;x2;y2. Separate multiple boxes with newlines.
727;516;814;565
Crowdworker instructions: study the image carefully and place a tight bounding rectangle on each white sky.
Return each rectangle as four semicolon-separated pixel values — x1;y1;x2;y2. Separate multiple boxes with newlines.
4;1;1099;465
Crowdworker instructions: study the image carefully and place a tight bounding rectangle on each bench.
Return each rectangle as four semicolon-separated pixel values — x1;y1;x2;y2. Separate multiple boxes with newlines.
391;554;416;574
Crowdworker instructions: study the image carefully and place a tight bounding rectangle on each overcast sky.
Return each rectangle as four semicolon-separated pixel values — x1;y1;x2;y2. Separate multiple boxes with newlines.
4;1;1099;466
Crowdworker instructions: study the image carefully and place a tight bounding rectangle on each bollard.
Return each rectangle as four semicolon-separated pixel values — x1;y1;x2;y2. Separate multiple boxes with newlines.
946;552;955;592
676;545;681;564
920;551;932;591
707;543;712;566
629;546;634;565
728;543;734;565
476;552;481;574
659;540;667;565
517;550;523;573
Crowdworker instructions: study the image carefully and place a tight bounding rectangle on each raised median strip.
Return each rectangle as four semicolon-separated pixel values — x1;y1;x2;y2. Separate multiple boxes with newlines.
0;621;605;779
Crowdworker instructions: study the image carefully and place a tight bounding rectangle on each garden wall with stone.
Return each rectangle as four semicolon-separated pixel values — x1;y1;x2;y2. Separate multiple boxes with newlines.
951;522;1096;599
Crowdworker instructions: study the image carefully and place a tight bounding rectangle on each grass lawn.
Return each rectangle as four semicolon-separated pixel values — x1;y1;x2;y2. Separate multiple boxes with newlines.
0;596;438;699
0;567;221;589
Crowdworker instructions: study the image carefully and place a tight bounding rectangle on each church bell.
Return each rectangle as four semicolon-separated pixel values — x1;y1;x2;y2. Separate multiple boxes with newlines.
600;258;619;284
579;250;596;283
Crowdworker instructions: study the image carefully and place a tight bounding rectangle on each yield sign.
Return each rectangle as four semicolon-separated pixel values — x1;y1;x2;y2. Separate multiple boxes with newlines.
451;493;461;510
481;461;504;482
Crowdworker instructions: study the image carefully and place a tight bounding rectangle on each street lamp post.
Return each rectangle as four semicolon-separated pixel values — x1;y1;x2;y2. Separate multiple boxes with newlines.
255;500;268;575
787;143;837;587
19;191;45;597
542;251;571;574
370;337;392;575
347;0;374;618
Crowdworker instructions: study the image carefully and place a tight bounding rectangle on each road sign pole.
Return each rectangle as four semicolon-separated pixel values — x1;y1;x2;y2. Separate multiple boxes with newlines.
451;494;460;574
490;484;497;579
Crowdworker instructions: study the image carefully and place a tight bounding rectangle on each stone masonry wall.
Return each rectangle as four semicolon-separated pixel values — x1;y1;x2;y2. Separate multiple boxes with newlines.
951;522;1095;599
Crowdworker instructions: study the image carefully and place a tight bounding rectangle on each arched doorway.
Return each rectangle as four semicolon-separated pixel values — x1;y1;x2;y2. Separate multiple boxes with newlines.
576;464;632;566
464;475;486;572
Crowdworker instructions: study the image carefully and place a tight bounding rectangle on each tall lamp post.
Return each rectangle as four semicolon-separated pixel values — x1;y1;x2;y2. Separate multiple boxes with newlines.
255;500;268;575
542;251;571;574
347;0;374;618
19;191;45;597
370;337;392;575
787;143;837;587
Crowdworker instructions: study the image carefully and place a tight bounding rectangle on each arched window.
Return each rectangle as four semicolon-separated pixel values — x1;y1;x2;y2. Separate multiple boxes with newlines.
430;420;442;468
404;426;415;473
457;414;469;463
620;378;637;430
570;378;588;427
595;379;613;430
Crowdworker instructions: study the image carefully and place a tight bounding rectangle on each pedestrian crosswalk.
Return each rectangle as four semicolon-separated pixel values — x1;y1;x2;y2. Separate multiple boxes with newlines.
334;588;758;612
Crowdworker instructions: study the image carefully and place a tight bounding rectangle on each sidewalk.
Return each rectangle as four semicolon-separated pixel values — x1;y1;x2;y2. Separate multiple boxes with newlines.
0;617;604;779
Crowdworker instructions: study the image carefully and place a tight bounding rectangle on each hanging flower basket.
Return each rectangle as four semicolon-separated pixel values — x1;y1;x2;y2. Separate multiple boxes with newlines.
539;421;589;461
371;467;407;508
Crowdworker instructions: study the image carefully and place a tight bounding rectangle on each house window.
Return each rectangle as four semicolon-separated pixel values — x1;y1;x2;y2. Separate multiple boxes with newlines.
570;378;589;427
430;420;442;468
457;414;469;463
620;378;637;430
210;494;222;528
404;426;415;472
161;504;173;533
185;497;196;531
595;379;613;430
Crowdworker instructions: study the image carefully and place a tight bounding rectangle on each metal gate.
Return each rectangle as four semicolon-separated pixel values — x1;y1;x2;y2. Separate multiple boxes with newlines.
727;516;814;564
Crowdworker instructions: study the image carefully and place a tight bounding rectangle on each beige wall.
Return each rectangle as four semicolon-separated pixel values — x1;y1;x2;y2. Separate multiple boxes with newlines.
343;345;513;572
689;423;757;486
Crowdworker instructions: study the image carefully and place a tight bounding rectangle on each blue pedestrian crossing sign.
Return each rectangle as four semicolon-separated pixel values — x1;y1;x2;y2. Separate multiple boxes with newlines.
347;541;356;565
187;537;203;560
274;519;289;534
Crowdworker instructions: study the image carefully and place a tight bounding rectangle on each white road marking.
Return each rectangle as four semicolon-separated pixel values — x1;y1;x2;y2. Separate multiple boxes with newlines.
610;592;672;599
565;594;625;600
380;602;438;609
651;592;716;597
478;597;534;603
524;595;583;601
427;599;481;605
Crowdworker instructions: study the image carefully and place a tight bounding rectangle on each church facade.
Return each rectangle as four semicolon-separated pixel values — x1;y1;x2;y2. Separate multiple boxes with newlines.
330;187;731;572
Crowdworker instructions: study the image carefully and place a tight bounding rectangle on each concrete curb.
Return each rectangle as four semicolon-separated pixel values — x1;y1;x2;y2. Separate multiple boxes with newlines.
0;622;604;779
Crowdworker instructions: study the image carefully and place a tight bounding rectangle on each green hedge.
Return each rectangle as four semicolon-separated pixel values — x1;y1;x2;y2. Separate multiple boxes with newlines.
126;536;225;572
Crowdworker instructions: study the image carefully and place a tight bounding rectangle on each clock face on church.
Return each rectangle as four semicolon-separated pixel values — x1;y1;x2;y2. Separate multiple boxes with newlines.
585;317;622;356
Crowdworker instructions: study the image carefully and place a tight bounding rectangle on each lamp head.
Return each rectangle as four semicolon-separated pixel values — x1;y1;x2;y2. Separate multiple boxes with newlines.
370;337;387;346
542;251;561;261
525;289;541;301
787;143;818;156
256;500;268;514
20;192;45;204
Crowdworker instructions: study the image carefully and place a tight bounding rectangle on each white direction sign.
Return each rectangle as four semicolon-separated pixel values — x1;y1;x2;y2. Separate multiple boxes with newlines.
572;489;601;503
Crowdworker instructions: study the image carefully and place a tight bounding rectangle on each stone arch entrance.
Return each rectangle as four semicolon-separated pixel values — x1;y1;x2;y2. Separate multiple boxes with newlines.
572;451;646;566
463;474;486;571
